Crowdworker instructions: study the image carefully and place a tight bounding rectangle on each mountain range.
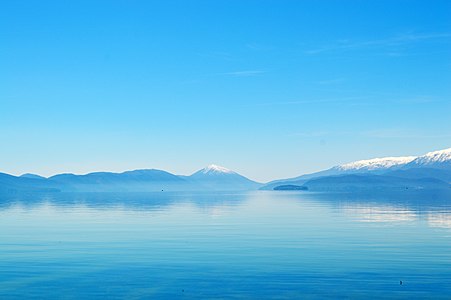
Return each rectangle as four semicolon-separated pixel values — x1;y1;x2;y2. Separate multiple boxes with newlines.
262;148;451;191
1;148;450;193
0;164;262;193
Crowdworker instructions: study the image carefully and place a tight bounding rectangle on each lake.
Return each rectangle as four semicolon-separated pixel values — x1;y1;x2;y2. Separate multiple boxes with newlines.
1;190;451;299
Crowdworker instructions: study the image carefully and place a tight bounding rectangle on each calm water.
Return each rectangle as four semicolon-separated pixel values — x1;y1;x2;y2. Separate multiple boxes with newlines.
1;190;451;299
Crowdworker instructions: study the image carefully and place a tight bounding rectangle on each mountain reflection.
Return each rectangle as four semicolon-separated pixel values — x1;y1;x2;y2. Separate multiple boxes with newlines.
427;212;451;229
286;189;451;229
342;204;417;223
0;191;249;212
1;190;451;229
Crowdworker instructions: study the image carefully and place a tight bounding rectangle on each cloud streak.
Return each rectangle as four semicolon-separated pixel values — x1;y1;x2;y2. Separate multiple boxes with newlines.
254;96;371;107
249;93;444;108
289;129;451;139
223;70;266;77
362;129;451;139
313;78;346;85
305;32;451;55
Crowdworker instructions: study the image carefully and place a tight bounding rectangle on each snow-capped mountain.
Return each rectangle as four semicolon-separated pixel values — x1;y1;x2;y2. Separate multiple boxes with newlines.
2;148;450;193
188;164;261;190
0;165;262;193
261;155;418;190
406;148;451;169
262;147;451;190
193;164;235;175
334;156;416;172
335;148;451;172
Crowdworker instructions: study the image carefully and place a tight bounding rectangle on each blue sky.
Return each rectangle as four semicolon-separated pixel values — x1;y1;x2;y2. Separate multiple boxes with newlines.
1;0;450;182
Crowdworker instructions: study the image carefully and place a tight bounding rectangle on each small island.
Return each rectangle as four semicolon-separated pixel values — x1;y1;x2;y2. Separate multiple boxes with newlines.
273;185;308;191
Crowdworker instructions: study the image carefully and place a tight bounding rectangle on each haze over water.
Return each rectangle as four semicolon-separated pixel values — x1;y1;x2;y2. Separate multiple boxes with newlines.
1;190;450;299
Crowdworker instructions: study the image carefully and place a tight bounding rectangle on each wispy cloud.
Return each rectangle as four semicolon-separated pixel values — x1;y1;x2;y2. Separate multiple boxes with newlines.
289;131;351;138
251;93;444;108
198;51;236;61
223;70;266;77
362;129;451;139
245;43;274;51
254;96;370;107
289;129;451;139
305;32;451;55
394;96;441;104
313;78;346;85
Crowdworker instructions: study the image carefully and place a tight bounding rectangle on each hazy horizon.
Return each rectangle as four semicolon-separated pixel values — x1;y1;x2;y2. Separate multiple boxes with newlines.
3;146;449;185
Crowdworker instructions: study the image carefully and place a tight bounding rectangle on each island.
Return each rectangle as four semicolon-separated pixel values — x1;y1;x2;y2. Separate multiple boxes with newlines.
273;185;308;191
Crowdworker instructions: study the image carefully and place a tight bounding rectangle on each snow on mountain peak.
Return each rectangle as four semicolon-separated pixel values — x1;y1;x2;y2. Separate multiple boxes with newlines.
410;148;451;165
336;156;416;171
201;164;234;174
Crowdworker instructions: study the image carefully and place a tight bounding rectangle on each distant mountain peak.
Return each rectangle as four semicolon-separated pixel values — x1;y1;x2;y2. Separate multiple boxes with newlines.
200;164;235;174
335;156;416;171
188;164;261;190
409;147;451;167
261;147;451;190
418;148;451;162
20;173;46;179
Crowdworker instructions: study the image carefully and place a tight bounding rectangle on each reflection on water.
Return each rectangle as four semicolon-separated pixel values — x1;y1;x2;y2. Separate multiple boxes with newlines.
302;189;451;229
1;190;451;299
342;204;418;223
0;191;248;211
428;213;451;229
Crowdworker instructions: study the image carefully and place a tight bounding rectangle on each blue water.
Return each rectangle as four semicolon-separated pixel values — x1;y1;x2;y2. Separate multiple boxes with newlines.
1;190;451;299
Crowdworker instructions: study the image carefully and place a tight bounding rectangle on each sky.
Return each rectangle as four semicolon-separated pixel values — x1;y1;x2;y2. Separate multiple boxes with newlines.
1;0;450;182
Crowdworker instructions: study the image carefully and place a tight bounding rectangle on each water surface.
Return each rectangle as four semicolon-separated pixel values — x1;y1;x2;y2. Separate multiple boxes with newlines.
1;190;451;299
